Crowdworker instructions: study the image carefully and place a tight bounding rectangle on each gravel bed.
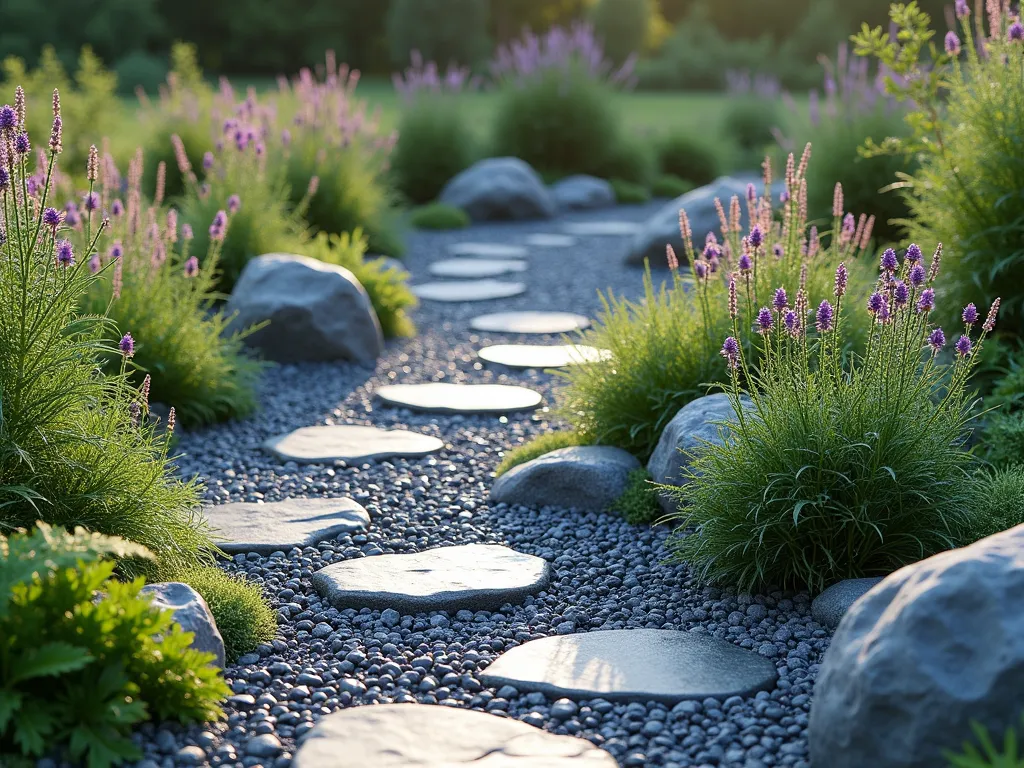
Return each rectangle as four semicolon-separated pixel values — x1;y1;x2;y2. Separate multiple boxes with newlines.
123;205;828;768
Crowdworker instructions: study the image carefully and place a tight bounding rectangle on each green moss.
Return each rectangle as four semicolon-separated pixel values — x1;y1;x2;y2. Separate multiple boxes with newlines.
611;178;652;204
410;203;471;230
609;469;663;524
496;431;588;476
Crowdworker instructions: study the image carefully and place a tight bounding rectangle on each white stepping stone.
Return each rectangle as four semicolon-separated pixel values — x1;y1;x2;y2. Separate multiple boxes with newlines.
469;311;591;334
480;629;778;704
311;544;551;612
448;242;529;259
377;383;542;414
478;344;611;369
204;498;370;555
428;258;527;279
263;425;443;464
525;233;577;247
562;221;642;237
292;704;617;768
412;279;526;302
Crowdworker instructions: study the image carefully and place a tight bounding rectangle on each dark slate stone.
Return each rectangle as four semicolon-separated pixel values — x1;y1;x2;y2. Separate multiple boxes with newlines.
263;424;444;464
811;578;883;630
440;157;557;221
140;582;225;668
480;629;778;703
376;383;542;414
310;544;550;613
204;498;370;555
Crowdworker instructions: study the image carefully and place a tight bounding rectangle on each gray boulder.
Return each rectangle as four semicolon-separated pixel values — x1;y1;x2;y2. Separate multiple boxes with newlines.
647;393;752;514
440;157;556;221
811;577;883;630
491;445;641;511
627;175;759;267
226;254;383;364
551;175;616;211
809;524;1024;768
141;582;225;668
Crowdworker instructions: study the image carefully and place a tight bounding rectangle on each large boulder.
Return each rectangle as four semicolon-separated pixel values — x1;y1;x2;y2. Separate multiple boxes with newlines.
140;582;225;668
440;157;557;221
491;445;641;511
226;254;383;364
647;393;752;514
809;524;1024;768
626;175;759;267
550;175;616;211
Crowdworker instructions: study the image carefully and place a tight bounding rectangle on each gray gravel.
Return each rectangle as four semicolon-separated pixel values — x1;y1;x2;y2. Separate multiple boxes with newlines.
118;204;828;768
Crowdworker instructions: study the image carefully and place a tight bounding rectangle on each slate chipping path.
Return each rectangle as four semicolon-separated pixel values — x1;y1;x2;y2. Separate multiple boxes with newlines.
130;203;827;768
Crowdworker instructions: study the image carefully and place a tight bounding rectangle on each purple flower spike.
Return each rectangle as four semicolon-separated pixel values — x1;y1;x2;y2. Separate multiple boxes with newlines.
111;199;124;216
955;0;969;17
955;335;972;357
909;264;926;287
55;239;74;267
780;189;790;204
182;224;194;240
756;307;774;334
917;288;935;313
0;168;9;191
746;183;756;202
109;241;123;260
772;243;784;259
14;132;30;155
703;242;721;261
962;303;979;325
894;281;909;307
209;210;228;242
905;243;922;263
880;248;898;273
203;151;215;171
83;191;100;211
867;292;885;315
227;194;241;214
928;327;946;353
184;256;199;278
945;31;961;55
694;260;708;280
721;336;740;369
816;300;834;332
88;253;101;274
834;262;848;298
738;253;753;273
748;225;763;249
119;333;135;358
772;287;788;312
0;105;15;130
42;206;61;231
784;310;799;335
1010;20;1024;41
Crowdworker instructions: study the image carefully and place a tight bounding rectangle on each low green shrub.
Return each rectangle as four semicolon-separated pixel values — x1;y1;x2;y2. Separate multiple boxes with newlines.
657;131;722;186
611;178;651;204
0;524;229;767
391;96;477;205
114;51;168;96
409;202;470;230
979;413;1024;471
946;713;1024;768
962;467;1024;544
165;565;277;663
496;431;588;476
651;174;694;198
721;98;782;157
609;469;662;524
591;134;657;186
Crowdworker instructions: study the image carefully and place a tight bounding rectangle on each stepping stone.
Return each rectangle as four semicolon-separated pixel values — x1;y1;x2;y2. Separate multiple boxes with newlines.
525;233;577;248
311;544;551;613
263;425;444;464
412;279;526;302
562;221;642;237
292;703;617;768
377;383;542;414
448;242;529;259
480;629;778;704
428;258;527;279
204;498;370;555
469;311;591;335
811;577;884;630
478;344;610;370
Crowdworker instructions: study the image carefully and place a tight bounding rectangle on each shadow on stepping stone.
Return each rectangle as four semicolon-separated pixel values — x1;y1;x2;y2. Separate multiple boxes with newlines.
311;544;550;613
263;425;443;464
292;703;617;768
204;498;370;555
469;311;590;334
478;344;610;370
429;258;527;279
562;221;642;237
376;383;542;414
480;629;778;704
412;279;526;302
524;233;577;247
448;242;529;259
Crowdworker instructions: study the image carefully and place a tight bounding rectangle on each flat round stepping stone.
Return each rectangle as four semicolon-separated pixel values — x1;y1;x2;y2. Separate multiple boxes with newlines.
377;383;542;414
204;498;370;555
310;544;551;613
469;311;591;335
478;344;610;370
448;242;529;259
263;425;443;464
480;629;778;704
525;233;577;247
412;279;526;302
292;704;617;768
428;258;527;279
562;221;642;237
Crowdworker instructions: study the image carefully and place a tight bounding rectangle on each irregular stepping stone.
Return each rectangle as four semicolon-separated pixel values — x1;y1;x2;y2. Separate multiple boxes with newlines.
429;258;527;279
481;629;778;703
412;279;526;302
141;582;225;668
377;383;542;414
478;344;610;370
292;703;616;768
525;233;577;247
562;221;642;237
204;498;370;555
491;446;641;512
311;544;551;613
469;311;591;334
811;577;884;630
263;425;443;464
448;242;530;259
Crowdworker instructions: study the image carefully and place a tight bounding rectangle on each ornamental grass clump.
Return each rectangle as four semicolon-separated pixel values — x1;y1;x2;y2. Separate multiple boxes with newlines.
665;231;999;592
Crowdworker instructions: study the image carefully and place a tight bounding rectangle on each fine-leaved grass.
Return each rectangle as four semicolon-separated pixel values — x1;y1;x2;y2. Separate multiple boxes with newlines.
495;431;588;476
609;469;663;525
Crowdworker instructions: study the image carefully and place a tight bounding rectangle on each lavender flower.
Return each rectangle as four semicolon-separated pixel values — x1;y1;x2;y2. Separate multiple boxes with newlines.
82;191;100;211
772;243;784;259
0;105;15;131
917;288;935;313
227;194;241;214
909;264;926;286
0;168;8;191
738;253;753;273
119;333;135;358
834;262;848;297
721;336;740;368
956;0;969;17
905;243;922;263
184;256;199;278
111;199;124;216
880;248;898;273
840;213;856;242
983;298;1001;332
962;303;979;325
88;252;100;273
748;225;763;249
14;132;30;155
694;260;708;280
109;241;123;260
867;292;885;316
816;300;834;332
832;182;843;217
746;183;756;202
756;307;774;334
87;145;98;182
49;116;62;154
928;327;946;353
945;31;962;55
182;224;194;241
1010;19;1024;42
728;275;738;319
955;335;972;357
42;206;61;231
203;151;215;171
209;210;228;241
878;303;891;323
928;244;942;282
784;310;800;336
894;281;909;307
666;244;679;271
772;287;788;312
55;239;74;267
703;242;721;261
780;189;790;204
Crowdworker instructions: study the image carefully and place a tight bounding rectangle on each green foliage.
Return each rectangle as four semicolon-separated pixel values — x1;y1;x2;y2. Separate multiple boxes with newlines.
721;97;781;156
113;51;168;96
591;0;649;65
979;413;1024;472
496;431;588;476
0;105;213;573
391;96;478;205
166;565;277;663
961;467;1024;544
0;523;228;767
855;1;1024;336
946;714;1024;768
590;133;656;186
300;232;417;338
386;0;491;67
651;174;695;198
611;178;651;204
609;469;662;524
409;203;470;230
657;131;722;187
